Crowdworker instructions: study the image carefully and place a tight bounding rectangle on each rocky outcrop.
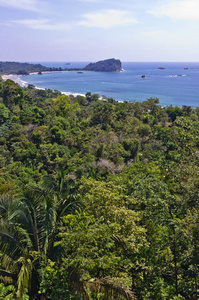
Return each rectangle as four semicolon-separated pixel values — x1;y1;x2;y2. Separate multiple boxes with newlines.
83;58;122;72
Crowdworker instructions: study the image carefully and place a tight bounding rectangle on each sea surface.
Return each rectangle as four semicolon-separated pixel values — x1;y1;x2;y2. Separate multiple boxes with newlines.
18;62;199;107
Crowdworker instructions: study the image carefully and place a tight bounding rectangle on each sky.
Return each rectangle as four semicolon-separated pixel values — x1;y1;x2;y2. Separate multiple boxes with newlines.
1;0;199;62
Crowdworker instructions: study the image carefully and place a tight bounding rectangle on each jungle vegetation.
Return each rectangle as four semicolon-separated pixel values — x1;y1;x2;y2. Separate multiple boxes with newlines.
1;76;199;299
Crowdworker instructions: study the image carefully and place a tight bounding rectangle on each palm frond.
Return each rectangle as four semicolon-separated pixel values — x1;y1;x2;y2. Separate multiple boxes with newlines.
42;170;77;197
42;176;57;194
69;270;136;300
17;257;32;300
16;192;44;253
59;200;83;218
15;225;33;249
0;231;21;259
0;194;14;219
9;209;31;230
87;277;136;300
9;207;40;251
42;206;56;256
111;235;127;251
0;269;17;280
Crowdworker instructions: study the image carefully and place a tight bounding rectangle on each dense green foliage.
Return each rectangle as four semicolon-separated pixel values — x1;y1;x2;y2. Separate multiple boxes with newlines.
1;76;199;299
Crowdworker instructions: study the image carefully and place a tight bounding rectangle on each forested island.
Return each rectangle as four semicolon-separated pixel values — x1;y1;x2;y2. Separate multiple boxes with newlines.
83;58;122;72
0;59;122;75
1;76;199;300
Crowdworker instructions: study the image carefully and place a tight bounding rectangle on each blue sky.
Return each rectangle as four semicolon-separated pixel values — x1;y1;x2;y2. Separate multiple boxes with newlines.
1;0;199;62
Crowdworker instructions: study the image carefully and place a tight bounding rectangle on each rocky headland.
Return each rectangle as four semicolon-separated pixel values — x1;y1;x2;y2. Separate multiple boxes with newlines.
83;58;122;72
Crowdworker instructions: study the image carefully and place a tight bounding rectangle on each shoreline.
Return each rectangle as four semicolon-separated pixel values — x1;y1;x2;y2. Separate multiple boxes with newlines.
29;70;89;75
1;73;86;98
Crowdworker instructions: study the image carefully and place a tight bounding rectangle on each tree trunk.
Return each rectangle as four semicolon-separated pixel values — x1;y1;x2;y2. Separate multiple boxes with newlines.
194;264;197;300
30;269;40;300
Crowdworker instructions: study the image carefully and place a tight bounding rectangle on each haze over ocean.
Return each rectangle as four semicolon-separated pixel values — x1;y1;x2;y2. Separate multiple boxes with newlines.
18;62;199;107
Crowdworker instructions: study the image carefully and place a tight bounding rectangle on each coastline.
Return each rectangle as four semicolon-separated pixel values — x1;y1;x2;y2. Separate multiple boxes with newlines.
2;74;22;81
1;73;86;98
2;74;28;87
29;70;87;75
1;64;124;100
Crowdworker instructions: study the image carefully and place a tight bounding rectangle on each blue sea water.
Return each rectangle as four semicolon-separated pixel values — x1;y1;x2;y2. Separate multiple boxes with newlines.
19;62;199;107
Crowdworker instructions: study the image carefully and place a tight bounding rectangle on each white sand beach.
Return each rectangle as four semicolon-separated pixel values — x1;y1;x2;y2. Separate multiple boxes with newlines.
2;74;20;81
1;73;86;97
1;74;28;87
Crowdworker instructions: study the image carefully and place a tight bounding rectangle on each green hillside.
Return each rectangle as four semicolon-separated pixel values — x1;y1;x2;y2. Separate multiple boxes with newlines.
0;61;65;75
0;77;199;300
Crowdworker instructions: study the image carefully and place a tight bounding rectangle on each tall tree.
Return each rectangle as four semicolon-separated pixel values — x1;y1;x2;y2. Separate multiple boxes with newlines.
0;174;80;300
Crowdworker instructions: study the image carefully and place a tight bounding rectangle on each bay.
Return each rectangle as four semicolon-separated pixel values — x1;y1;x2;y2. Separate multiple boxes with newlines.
19;62;199;107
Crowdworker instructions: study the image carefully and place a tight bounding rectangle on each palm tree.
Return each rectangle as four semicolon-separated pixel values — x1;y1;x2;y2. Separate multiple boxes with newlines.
41;169;82;260
0;172;81;299
0;190;54;299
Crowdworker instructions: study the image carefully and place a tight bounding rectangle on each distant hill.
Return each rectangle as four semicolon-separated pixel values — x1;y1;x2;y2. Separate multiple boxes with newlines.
0;61;66;75
0;59;122;75
83;58;122;72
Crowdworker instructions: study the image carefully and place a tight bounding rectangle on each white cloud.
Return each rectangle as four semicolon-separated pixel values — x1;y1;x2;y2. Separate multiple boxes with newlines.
0;0;42;11
148;0;199;20
78;9;138;28
10;19;71;30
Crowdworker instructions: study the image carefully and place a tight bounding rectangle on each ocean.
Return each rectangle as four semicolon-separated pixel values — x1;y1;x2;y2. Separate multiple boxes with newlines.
17;62;199;107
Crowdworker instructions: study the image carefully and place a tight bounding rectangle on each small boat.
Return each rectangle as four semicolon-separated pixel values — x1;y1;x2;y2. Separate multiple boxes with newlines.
77;71;83;74
141;75;146;78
